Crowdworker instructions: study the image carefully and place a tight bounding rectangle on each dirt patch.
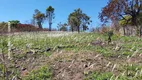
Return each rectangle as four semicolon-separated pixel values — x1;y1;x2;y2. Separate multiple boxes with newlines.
49;52;112;80
48;51;142;80
2;49;142;79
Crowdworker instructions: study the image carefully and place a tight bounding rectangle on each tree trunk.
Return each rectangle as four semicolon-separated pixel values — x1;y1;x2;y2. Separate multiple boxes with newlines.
131;27;132;35
77;26;80;33
49;22;52;31
140;26;142;37
123;26;126;36
37;22;42;29
71;26;74;32
132;15;140;36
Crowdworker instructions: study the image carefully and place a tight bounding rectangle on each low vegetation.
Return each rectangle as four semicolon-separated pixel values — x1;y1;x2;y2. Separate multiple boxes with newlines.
0;32;142;80
0;0;142;80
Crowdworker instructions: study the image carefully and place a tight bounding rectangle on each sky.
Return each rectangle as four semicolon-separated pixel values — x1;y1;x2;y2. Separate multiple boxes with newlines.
0;0;108;29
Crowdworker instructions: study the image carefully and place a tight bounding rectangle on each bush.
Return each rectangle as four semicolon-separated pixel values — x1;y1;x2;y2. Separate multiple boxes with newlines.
16;24;40;32
0;22;48;33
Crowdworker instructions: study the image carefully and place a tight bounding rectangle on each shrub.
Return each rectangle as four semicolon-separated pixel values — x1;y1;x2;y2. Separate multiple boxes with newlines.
16;24;39;32
0;22;48;33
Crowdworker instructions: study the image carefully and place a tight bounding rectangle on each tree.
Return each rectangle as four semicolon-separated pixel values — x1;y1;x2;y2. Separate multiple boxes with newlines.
68;15;78;32
68;8;91;33
9;20;20;27
57;22;62;31
119;15;132;35
119;16;132;26
60;25;67;31
99;0;142;36
33;9;45;29
46;6;55;31
82;25;88;31
81;13;92;31
57;22;68;31
137;12;142;35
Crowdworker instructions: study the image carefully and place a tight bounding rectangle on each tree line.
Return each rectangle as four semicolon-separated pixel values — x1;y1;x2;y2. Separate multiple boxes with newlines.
33;7;92;33
0;0;141;35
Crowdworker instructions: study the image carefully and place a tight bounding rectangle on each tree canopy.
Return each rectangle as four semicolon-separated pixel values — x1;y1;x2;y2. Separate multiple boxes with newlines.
119;15;132;26
99;0;142;25
33;9;45;28
57;22;68;31
9;20;20;24
68;8;91;32
8;20;20;28
99;0;142;35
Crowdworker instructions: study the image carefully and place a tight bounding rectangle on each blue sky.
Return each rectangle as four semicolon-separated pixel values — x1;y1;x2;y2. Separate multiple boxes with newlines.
0;0;108;29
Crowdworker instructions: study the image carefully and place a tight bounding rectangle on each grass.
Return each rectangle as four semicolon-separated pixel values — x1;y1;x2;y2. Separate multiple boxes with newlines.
0;31;142;80
84;72;114;80
23;66;52;80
